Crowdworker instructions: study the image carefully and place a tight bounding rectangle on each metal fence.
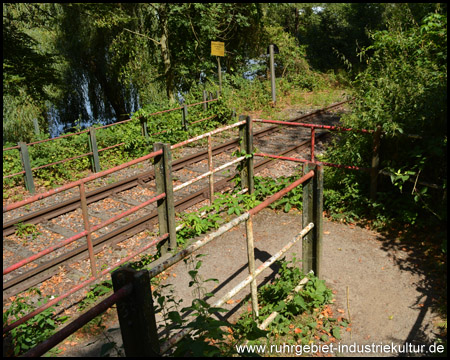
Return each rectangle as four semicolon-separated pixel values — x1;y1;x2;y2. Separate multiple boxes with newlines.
253;118;381;199
3;93;219;194
5;102;441;356
6;114;324;357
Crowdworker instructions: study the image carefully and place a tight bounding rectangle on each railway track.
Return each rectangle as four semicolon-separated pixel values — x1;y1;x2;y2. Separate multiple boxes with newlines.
3;100;347;299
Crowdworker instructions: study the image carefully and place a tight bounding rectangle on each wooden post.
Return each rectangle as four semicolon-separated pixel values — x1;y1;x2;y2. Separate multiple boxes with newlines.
370;125;382;200
32;118;40;136
18;142;35;194
312;163;323;278
245;216;259;320
217;57;222;95
203;90;208;111
239;115;254;194
182;104;188;131
112;267;160;357
302;162;314;274
153;143;177;253
88;127;101;173
269;44;276;105
141;117;149;140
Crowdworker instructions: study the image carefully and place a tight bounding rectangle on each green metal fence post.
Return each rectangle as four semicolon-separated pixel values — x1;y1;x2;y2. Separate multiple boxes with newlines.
182;104;188;131
18;142;35;194
203;90;208;111
245;116;254;194
141;117;149;140
153;143;177;253
32;118;40;136
239;115;254;193
370;125;382;200
88;127;101;173
312;163;324;278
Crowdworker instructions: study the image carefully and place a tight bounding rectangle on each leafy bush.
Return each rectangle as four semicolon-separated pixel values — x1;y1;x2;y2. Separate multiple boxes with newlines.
3;289;66;356
322;12;447;233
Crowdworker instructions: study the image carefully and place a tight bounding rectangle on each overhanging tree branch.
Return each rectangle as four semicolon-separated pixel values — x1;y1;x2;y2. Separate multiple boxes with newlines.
123;27;160;46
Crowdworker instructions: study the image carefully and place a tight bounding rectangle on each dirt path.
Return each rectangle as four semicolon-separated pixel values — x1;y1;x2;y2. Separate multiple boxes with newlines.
60;209;441;357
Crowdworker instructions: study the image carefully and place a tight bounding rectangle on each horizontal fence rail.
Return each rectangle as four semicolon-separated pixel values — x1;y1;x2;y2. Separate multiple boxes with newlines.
21;282;134;357
253;118;374;133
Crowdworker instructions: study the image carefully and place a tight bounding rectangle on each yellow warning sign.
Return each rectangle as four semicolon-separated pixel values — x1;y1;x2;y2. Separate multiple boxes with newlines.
211;41;225;57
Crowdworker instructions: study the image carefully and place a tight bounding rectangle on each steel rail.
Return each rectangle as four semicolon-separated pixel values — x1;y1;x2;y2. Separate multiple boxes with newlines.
3;192;166;275
3;233;169;335
3;149;164;213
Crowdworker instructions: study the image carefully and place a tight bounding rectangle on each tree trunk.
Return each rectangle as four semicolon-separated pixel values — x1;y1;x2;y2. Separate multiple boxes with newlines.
158;4;174;102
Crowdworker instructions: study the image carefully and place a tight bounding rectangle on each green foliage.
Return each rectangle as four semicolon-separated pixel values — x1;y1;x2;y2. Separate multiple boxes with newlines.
3;289;65;356
154;255;243;357
2;97;235;190
254;176;304;213
3;3;61;143
322;12;447;233
15;222;41;245
234;257;344;349
256;257;332;328
176;190;260;246
77;280;114;312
